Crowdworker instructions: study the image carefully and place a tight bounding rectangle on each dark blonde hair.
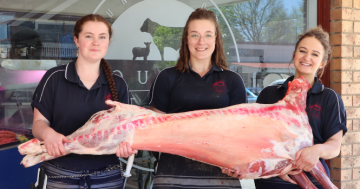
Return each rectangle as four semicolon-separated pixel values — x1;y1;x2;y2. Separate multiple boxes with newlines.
73;14;118;101
294;26;331;78
176;8;228;72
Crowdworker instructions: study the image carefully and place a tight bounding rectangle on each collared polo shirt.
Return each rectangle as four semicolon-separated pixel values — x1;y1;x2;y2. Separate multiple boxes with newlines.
149;64;247;113
254;76;347;189
148;64;246;189
32;60;130;170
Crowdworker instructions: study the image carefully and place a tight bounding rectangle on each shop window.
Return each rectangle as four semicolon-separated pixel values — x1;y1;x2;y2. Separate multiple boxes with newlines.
0;1;317;187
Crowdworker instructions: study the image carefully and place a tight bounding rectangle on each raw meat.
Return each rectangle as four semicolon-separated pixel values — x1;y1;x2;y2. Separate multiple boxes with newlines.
0;130;16;138
0;130;17;145
18;76;337;189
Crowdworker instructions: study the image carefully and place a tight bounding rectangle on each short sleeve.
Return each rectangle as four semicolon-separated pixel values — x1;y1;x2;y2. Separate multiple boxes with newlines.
322;89;347;141
148;69;173;113
114;75;130;105
256;86;285;105
228;72;246;105
256;87;269;104
31;70;57;123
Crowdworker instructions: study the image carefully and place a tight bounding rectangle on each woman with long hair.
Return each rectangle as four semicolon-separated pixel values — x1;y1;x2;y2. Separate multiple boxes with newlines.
119;8;246;188
31;14;130;188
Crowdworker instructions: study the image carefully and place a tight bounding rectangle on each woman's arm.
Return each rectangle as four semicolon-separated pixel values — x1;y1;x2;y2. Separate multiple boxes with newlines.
295;130;343;172
317;130;343;159
222;130;343;181
32;108;71;156
282;130;343;184
32;108;53;141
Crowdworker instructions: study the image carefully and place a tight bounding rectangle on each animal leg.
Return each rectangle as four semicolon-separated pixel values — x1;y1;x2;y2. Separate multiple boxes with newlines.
133;56;136;60
18;138;44;155
290;172;318;189
21;152;56;168
260;160;293;178
310;161;338;189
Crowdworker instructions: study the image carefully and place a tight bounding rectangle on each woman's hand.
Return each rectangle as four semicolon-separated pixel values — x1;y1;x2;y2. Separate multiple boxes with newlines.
42;129;72;157
221;168;244;179
293;131;343;173
279;174;297;185
116;142;138;158
279;169;302;185
295;145;321;172
33;108;71;157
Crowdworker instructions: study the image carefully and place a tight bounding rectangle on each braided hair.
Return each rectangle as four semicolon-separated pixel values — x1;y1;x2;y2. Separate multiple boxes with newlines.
100;59;118;101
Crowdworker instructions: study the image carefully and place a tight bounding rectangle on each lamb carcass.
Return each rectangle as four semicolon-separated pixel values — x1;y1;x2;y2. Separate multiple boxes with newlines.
18;76;337;189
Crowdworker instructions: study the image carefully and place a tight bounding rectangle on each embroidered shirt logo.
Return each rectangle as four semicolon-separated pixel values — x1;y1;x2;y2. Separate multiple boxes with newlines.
307;103;322;119
211;80;227;94
105;93;112;101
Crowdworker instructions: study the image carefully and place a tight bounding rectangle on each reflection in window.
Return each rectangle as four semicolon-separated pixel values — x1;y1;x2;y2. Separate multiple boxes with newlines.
211;0;306;90
0;1;315;188
0;0;312;130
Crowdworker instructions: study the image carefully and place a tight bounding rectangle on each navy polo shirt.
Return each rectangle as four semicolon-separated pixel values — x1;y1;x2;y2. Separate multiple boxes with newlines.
149;64;247;113
32;59;130;170
254;76;347;189
148;64;246;188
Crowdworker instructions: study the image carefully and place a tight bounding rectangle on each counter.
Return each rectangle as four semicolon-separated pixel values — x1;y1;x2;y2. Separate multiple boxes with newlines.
0;127;39;188
0;144;40;189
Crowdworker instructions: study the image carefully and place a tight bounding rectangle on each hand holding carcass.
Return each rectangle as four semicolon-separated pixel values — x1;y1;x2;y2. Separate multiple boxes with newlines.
279;146;320;185
295;145;321;172
221;168;245;180
279;169;302;185
116;142;138;158
43;129;72;157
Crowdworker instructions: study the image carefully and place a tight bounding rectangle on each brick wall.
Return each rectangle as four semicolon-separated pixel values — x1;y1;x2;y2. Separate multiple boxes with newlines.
329;0;360;188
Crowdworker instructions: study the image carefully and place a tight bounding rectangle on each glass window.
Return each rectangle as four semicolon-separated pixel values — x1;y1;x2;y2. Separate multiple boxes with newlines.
0;0;315;133
0;0;317;186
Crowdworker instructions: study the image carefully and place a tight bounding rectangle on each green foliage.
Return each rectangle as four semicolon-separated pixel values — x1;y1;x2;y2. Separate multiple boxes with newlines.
153;26;183;60
151;0;305;65
209;7;245;62
213;0;305;43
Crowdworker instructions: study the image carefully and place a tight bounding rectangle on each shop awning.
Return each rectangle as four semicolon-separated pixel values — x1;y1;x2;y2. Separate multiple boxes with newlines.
0;0;249;17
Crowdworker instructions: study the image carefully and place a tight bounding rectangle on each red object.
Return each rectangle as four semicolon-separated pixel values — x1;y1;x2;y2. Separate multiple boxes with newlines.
291;172;317;189
19;77;336;188
0;138;17;145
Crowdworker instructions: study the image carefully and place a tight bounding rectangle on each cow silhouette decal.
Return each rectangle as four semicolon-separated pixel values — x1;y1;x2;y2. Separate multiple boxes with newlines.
140;18;183;61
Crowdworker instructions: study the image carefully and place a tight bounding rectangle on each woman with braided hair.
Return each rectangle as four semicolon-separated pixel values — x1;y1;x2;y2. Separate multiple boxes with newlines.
31;14;129;188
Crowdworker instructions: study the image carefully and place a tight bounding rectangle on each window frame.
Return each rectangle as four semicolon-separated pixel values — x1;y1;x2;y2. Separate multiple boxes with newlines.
317;0;330;87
